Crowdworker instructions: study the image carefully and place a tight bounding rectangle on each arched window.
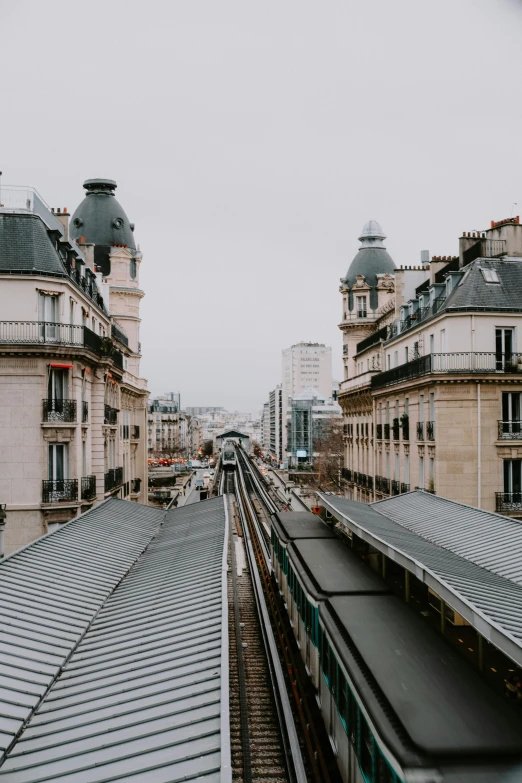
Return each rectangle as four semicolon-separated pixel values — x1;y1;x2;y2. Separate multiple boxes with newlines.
130;258;137;279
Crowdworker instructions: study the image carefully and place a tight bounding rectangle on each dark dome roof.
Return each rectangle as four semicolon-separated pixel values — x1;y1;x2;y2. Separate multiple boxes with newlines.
345;220;396;288
70;179;135;250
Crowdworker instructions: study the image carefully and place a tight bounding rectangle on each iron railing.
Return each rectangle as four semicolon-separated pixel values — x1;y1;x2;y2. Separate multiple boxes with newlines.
383;423;390;440
372;352;522;390
426;421;435;440
417;422;424;441
342;468;353;482
381;477;390;495
496;492;522;513
356;325;389;354
401;415;409;440
82;401;89;423
105;467;123;492
42;479;78;503
104;405;118;425
392;480;400;496
131;425;140;439
498;421;522;440
81;475;96;500
392;418;400;440
111;323;129;347
42;398;77;423
131;478;142;493
376;423;383;440
400;482;410;494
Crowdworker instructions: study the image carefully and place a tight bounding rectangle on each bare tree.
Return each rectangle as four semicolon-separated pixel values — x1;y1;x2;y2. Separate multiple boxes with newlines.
314;418;344;491
251;440;263;458
202;440;213;457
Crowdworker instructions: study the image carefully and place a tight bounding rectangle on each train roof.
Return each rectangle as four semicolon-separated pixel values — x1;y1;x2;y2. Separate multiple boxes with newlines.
288;539;390;599
271;511;336;544
321;594;522;763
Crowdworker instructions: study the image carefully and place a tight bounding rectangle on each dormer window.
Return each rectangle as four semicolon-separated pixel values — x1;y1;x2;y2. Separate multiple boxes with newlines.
356;296;367;319
481;268;500;284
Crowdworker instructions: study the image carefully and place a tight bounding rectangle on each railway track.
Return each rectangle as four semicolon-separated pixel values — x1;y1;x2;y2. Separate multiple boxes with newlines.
223;449;340;783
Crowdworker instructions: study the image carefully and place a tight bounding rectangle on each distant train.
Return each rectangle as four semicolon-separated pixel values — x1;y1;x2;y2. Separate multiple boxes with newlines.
222;441;237;471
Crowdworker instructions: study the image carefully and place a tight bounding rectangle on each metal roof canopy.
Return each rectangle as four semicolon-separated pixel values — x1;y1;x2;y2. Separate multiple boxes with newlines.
318;491;522;668
0;496;230;783
216;430;250;442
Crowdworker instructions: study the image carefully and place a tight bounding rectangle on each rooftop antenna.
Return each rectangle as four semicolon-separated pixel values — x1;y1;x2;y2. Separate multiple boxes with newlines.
511;202;518;218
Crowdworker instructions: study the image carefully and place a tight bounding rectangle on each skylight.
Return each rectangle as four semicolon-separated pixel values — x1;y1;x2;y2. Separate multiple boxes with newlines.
481;268;500;284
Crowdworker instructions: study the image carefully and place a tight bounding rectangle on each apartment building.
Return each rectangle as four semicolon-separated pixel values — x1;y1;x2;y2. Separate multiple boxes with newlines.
147;393;194;458
269;385;283;464
282;342;332;454
0;180;148;553
339;216;522;516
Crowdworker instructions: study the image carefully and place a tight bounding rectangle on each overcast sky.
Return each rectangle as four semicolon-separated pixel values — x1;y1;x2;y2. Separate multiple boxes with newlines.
2;0;522;412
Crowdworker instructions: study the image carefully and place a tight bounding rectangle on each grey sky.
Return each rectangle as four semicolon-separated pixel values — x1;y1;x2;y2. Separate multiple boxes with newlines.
2;0;522;412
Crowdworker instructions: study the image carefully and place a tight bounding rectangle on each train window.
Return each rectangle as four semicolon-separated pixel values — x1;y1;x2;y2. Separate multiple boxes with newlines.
338;674;348;729
376;751;395;783
360;716;373;781
348;691;358;747
323;641;330;684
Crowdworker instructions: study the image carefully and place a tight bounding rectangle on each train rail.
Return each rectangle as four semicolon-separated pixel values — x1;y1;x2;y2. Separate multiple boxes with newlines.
222;446;340;783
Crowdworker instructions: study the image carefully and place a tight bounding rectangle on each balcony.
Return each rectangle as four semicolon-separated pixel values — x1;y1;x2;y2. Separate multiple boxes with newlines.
496;492;522;514
383;423;390;440
42;399;77;423
498;421;522;440
104;405;118;425
376;423;383;440
105;467;123;492
392;418;400;440
82;401;88;423
131;425;140;440
111;323;129;347
372;352;522;390
417;422;424;441
356;325;389;355
81;475;96;500
392;479;400;496
400;482;410;494
42;479;78;504
0;321;124;367
342;468;353;482
131;477;142;494
426;421;435;441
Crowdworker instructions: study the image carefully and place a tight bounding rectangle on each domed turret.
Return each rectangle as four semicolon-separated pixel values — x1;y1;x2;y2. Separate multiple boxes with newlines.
345;219;396;289
70;179;135;275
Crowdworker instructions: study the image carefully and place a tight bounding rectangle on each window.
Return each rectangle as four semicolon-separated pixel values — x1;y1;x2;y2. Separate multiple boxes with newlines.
496;327;514;370
393;351;398;367
419;394;424;423
360;716;373;780
356;296;367;319
48;443;68;481
48;368;68;401
387;354;391;370
404;454;410;485
405;346;408;363
481;268;500;284
502;392;522;435
430;333;435;354
130;258;137;279
504;460;522;499
429;392;435;421
38;293;58;341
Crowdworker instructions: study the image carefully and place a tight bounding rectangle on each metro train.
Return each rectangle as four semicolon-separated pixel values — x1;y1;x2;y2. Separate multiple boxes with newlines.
271;510;522;783
222;440;237;471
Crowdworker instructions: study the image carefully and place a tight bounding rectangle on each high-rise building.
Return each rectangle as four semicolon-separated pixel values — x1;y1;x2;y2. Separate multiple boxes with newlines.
286;388;342;467
339;216;522;516
269;385;283;463
0;180;148;553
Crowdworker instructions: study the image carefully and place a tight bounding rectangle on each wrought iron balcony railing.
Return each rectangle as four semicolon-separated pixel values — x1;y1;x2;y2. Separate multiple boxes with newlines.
42;479;78;504
131;425;140;439
111;323;129;347
81;475;96;500
105;467;123;492
400;482;410;494
498;421;522;440
426;421;435;440
104;405;118;425
131;478;142;493
42;398;77;423
341;468;353;482
383;423;390;440
82;400;89;423
372;352;522;390
381;477;390;495
376;423;383;440
392;418;400;440
392;480;400;496
417;422;424;441
496;492;522;513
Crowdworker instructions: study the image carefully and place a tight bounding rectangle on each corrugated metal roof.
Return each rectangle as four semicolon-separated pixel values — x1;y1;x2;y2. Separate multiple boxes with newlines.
319;492;522;666
0;496;229;783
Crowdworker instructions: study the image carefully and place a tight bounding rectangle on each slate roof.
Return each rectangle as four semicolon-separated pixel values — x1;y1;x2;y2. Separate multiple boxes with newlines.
444;257;522;312
318;491;522;667
0;213;67;277
70;180;136;251
0;496;230;783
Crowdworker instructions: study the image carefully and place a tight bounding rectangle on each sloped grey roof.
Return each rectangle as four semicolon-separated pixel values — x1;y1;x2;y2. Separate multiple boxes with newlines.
0;213;67;276
318;491;522;666
0;496;229;783
444;258;522;312
344;246;396;289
